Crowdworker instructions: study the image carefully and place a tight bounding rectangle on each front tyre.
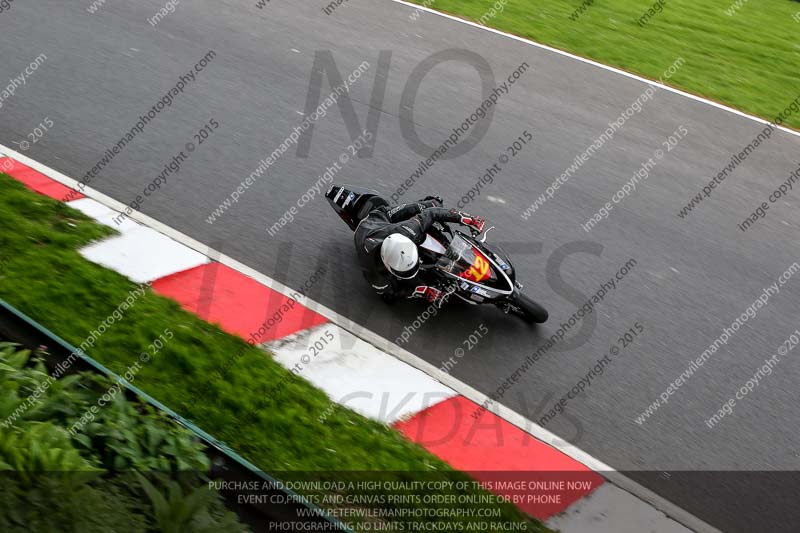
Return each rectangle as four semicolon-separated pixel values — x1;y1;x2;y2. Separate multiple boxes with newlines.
507;292;548;324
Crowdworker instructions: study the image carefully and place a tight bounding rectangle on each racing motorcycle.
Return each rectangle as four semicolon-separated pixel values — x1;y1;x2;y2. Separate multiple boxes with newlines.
325;185;548;324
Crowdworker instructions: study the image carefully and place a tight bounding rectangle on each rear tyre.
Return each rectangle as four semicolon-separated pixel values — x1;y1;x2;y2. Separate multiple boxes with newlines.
508;292;548;324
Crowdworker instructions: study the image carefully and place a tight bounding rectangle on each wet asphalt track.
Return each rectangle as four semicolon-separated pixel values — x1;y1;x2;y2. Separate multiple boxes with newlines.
1;1;799;531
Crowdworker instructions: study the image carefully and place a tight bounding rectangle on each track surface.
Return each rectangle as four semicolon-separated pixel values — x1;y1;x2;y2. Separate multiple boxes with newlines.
2;1;799;531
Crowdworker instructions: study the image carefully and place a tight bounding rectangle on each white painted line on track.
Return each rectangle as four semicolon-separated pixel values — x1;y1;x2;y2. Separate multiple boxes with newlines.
387;0;800;140
0;143;721;533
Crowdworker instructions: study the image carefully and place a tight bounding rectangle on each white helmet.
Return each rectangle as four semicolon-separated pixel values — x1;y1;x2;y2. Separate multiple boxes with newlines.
381;233;419;279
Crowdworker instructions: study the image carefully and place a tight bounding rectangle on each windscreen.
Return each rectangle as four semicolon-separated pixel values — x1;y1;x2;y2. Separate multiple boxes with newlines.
436;234;494;283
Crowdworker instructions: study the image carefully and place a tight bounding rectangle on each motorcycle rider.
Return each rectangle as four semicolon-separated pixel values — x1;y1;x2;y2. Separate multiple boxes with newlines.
354;195;485;304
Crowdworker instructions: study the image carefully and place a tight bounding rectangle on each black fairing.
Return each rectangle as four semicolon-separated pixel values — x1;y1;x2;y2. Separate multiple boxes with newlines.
483;242;515;283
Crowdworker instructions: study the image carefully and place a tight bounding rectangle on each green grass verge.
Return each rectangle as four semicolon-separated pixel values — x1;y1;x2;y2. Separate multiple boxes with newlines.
407;0;800;129
0;174;551;532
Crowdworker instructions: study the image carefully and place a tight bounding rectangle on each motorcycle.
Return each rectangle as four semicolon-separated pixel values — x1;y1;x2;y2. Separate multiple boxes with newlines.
325;185;549;324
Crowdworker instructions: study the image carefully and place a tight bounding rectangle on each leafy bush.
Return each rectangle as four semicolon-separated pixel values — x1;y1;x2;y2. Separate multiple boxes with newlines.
0;343;247;533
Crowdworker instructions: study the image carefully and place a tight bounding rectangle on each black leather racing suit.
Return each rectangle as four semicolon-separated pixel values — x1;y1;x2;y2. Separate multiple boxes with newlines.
354;199;462;299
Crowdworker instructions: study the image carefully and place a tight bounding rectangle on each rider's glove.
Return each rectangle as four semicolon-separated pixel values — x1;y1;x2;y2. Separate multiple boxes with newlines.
421;195;444;207
459;213;485;233
412;285;443;304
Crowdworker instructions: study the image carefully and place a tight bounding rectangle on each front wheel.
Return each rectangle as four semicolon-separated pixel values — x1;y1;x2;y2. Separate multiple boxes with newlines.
505;292;548;324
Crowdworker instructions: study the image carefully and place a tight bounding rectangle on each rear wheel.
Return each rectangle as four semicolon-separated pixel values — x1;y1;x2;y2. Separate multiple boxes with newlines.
506;292;548;324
